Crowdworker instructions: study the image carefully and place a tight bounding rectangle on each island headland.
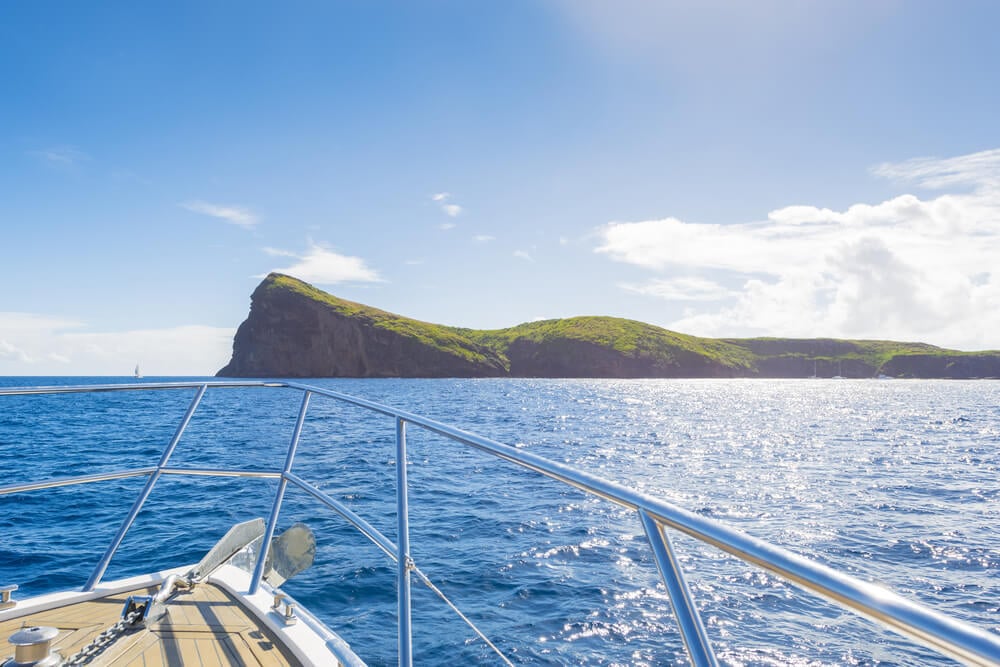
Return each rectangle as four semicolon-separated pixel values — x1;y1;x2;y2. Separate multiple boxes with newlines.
217;274;1000;379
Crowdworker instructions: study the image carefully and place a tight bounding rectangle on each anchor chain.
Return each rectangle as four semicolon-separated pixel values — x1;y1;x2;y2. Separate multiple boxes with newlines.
63;608;142;666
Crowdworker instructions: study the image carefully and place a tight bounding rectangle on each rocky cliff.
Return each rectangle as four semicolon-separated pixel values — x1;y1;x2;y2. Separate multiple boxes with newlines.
217;274;1000;379
217;274;507;377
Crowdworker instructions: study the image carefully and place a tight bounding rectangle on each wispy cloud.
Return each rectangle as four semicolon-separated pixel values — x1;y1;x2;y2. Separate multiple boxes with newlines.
513;250;533;261
30;146;89;168
473;235;496;242
181;200;259;228
0;312;83;334
439;222;457;231
871;148;1000;191
267;243;382;284
620;277;735;301
0;339;33;363
430;192;463;218
595;148;1000;350
262;247;297;257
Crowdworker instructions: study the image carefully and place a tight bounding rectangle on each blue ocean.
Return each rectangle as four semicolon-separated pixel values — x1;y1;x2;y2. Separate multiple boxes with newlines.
1;378;998;666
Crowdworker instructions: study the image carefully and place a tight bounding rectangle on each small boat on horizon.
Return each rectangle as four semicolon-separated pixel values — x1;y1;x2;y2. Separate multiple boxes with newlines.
134;363;143;379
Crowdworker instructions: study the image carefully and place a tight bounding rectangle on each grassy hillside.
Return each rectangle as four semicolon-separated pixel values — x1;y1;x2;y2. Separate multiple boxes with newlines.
245;274;1000;378
724;337;941;367
464;317;756;372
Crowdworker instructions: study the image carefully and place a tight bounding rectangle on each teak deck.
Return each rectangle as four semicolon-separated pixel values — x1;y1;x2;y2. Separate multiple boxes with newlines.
0;583;301;666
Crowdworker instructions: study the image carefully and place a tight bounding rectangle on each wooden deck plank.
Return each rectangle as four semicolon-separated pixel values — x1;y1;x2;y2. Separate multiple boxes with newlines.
177;632;204;665
113;630;165;666
0;583;303;666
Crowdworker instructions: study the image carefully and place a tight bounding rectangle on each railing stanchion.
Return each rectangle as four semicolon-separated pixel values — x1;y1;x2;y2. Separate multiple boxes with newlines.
396;417;414;667
640;509;718;667
250;390;311;595
83;384;208;591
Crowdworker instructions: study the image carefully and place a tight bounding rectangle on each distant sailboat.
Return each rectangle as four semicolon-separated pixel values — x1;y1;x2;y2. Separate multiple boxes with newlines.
134;364;143;379
832;360;845;379
809;360;818;379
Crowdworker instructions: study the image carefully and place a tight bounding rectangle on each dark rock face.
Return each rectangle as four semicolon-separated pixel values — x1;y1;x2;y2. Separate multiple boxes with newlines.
751;356;827;378
881;354;1000;379
749;355;877;378
217;279;506;378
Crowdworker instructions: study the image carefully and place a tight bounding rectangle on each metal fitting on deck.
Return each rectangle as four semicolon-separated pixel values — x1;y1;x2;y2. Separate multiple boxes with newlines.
3;625;61;667
283;602;298;626
270;592;297;625
0;585;16;611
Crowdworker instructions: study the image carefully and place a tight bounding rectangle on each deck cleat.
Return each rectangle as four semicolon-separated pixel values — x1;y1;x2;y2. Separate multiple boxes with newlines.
283;602;298;626
0;585;17;612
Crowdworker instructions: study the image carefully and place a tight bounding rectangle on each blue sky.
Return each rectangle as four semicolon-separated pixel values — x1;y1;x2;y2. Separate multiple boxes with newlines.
3;1;1000;375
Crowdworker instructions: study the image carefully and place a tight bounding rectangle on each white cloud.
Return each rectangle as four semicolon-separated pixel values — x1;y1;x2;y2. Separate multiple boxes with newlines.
438;222;457;231
430;192;463;217
181;200;259;228
513;250;533;261
473;235;496;242
0;312;234;375
268;243;382;285
595;148;1000;350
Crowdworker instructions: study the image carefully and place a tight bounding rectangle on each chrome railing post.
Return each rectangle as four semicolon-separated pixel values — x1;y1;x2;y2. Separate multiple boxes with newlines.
250;390;311;595
396;417;414;667
83;384;208;591
639;509;718;667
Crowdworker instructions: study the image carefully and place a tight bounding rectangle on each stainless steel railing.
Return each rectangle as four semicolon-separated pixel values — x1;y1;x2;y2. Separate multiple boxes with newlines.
1;381;999;666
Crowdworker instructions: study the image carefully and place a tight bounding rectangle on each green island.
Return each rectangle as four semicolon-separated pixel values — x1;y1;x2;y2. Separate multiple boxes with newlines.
216;273;1000;379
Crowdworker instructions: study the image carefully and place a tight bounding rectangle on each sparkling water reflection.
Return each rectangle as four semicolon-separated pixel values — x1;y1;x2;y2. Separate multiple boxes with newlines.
1;378;998;665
